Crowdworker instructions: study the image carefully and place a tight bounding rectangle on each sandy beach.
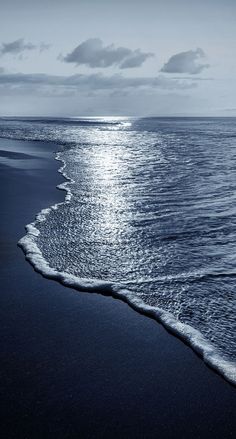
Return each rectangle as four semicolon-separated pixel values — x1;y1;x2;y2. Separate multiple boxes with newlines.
0;137;235;439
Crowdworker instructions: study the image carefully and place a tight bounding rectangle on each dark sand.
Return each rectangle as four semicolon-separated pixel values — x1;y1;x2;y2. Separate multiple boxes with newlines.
0;137;235;439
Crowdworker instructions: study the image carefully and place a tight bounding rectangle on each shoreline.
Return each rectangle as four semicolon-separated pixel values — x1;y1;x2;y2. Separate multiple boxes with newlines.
18;139;236;386
0;137;236;438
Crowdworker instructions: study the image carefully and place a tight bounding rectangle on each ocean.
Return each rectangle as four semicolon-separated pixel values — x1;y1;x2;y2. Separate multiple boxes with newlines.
0;116;235;384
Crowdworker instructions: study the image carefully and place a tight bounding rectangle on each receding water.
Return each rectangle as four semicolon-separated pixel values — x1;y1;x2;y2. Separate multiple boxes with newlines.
1;116;235;382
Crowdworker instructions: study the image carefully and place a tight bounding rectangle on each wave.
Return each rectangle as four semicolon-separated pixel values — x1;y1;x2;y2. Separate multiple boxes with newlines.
18;148;236;386
0;116;130;127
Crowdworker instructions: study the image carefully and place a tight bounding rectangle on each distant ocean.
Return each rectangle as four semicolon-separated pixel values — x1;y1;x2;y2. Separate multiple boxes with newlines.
0;116;235;384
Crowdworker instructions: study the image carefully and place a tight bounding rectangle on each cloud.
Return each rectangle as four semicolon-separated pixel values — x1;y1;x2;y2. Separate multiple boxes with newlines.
63;38;154;69
0;70;196;93
0;39;50;56
161;48;209;74
0;39;36;55
120;50;153;69
39;42;51;53
171;76;213;81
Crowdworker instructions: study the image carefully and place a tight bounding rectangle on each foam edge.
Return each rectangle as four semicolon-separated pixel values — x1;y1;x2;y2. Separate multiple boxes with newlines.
18;150;236;387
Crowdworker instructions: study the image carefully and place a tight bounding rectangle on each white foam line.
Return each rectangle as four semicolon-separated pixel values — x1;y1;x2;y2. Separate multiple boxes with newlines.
18;148;236;387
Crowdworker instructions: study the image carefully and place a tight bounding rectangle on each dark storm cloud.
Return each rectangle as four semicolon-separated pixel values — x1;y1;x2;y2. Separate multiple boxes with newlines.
0;71;196;92
161;48;209;74
63;38;154;69
0;39;50;56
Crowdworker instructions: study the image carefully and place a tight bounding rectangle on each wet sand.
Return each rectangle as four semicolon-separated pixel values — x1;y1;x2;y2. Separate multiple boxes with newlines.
0;137;235;438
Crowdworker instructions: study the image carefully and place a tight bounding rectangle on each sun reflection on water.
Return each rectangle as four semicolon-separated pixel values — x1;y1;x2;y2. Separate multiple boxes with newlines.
87;128;132;245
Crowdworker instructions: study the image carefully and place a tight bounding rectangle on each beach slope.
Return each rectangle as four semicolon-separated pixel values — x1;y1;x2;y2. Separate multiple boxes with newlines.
0;137;235;439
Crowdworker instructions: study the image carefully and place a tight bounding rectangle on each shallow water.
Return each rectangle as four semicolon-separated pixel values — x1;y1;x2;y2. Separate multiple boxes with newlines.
1;116;235;381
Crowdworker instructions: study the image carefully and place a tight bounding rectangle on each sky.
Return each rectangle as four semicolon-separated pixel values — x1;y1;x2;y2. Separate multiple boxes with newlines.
0;0;235;117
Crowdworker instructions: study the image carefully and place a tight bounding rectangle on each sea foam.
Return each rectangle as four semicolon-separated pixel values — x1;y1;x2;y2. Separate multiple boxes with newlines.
1;116;235;386
18;149;236;386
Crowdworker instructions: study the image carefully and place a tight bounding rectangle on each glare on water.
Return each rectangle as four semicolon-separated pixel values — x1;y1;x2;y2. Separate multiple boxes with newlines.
0;116;235;370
